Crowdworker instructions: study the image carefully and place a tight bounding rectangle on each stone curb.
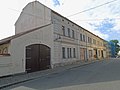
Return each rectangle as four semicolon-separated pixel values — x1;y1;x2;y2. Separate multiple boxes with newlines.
0;60;99;89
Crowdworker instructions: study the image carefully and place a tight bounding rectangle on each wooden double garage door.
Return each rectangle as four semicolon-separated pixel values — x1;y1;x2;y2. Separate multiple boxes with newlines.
26;44;51;73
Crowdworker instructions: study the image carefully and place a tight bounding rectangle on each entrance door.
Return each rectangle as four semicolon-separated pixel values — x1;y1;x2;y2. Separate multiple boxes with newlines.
93;49;98;59
101;50;104;58
80;48;86;61
26;44;50;73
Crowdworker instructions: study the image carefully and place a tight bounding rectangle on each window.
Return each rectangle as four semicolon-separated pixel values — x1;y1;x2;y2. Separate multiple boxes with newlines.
80;33;82;41
88;37;92;43
72;30;75;38
89;50;92;58
93;39;96;45
0;49;1;54
90;38;92;43
100;42;102;46
68;28;70;37
88;37;89;43
99;50;101;56
62;47;66;58
83;35;85;42
70;48;72;58
3;47;8;54
67;48;70;58
97;41;99;45
62;26;65;36
73;48;76;58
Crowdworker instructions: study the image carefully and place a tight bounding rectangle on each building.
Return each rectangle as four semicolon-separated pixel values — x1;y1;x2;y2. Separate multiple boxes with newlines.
108;41;116;57
104;41;111;58
0;1;107;77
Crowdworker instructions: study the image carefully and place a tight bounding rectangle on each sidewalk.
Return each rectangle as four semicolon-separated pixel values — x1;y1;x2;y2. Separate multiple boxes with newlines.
0;60;98;89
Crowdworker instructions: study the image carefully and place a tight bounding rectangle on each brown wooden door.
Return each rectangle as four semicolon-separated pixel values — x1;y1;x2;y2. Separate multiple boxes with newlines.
26;44;50;73
39;45;50;70
93;49;97;59
80;48;86;61
101;50;104;58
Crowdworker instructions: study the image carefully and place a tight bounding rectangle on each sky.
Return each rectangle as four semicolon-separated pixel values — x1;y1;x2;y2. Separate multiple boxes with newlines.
0;0;120;42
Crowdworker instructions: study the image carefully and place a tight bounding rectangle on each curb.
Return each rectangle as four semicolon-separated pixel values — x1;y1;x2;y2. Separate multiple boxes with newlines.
0;60;98;89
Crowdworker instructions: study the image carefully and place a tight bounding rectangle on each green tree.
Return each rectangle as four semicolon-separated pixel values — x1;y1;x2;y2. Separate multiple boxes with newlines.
110;40;120;54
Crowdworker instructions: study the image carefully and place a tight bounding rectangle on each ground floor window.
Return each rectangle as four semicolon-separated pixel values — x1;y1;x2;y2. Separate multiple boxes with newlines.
70;48;72;58
98;50;101;56
62;47;66;58
73;48;76;58
89;50;92;58
62;47;76;59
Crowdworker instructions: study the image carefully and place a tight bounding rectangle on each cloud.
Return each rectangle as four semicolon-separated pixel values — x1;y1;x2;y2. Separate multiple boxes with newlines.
52;0;60;6
82;0;120;41
82;22;109;40
112;20;120;33
108;1;120;15
91;19;115;32
50;0;120;41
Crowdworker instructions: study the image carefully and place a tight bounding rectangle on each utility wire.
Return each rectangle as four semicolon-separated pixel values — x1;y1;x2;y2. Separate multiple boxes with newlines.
9;0;120;23
9;8;120;22
67;0;118;17
72;18;120;22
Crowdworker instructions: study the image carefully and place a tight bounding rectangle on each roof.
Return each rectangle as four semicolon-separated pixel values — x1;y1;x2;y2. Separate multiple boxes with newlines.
0;24;51;45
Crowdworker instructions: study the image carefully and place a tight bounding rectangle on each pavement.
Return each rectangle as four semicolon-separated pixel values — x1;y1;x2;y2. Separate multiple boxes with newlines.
0;59;99;89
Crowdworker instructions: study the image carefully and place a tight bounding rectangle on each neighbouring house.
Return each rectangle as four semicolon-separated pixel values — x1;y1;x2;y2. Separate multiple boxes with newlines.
0;1;107;77
108;41;116;57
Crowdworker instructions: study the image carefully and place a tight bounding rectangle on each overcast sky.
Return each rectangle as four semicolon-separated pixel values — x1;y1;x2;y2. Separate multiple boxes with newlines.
0;0;120;42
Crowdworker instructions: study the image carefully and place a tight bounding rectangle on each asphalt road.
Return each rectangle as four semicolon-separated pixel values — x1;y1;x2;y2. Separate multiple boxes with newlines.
3;59;120;90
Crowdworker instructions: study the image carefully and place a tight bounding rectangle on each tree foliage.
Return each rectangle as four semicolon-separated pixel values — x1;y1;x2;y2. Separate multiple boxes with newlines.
110;40;119;45
110;40;120;54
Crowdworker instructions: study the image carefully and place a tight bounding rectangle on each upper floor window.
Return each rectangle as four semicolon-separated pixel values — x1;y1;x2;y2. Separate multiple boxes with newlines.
93;39;96;45
88;37;90;43
88;37;92;43
97;41;100;45
72;30;75;38
83;35;85;42
101;42;103;46
62;26;65;36
90;38;92;43
68;28;70;37
80;33;82;41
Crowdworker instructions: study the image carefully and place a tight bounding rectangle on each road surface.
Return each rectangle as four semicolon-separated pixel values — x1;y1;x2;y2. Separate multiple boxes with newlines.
3;59;120;90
